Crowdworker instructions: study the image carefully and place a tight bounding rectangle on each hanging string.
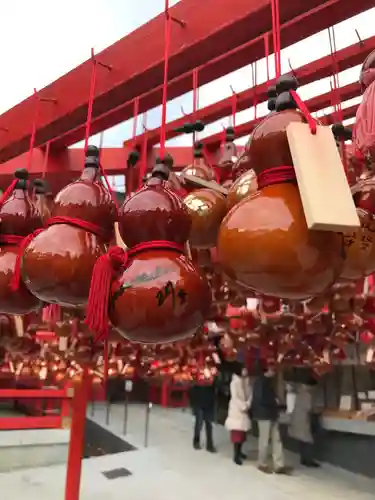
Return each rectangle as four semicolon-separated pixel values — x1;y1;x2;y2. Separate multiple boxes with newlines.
328;27;342;123
252;63;258;120
42;142;50;179
27;89;40;171
328;27;348;173
263;34;270;84
82;50;119;212
0;89;41;208
132;97;140;140
290;91;317;135
159;1;173;161
231;88;238;130
138;113;148;190
84;49;98;156
192;68;199;152
271;0;281;78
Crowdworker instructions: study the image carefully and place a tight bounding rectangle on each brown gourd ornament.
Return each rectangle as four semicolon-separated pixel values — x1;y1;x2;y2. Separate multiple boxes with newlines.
21;146;117;308
183;188;227;249
217;76;344;299
340;207;375;280
180;143;216;192
86;159;212;344
354;49;375;161
0;170;43;314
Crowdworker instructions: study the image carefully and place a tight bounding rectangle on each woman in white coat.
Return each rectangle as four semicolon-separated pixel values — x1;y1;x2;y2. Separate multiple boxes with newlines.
225;362;251;465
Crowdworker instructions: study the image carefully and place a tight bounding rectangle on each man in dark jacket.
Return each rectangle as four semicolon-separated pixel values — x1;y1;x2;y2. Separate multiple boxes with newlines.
189;382;217;453
251;363;291;474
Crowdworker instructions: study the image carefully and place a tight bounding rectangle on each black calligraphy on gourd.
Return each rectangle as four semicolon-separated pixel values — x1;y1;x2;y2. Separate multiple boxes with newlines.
156;281;187;309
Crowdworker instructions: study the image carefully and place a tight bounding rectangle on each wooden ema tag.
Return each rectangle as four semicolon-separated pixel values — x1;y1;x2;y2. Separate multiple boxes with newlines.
14;315;24;337
286;122;360;232
181;174;229;195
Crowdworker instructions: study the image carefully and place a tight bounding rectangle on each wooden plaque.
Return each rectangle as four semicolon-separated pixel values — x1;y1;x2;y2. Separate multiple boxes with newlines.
286;122;360;232
181;174;229;195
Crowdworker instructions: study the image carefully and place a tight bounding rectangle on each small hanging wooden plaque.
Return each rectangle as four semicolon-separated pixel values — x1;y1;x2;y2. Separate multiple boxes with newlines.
286;122;360;232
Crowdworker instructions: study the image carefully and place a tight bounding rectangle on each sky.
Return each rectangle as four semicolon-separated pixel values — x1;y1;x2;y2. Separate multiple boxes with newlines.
0;0;374;190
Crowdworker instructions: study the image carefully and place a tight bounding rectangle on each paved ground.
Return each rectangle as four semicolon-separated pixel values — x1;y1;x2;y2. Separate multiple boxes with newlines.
0;403;374;500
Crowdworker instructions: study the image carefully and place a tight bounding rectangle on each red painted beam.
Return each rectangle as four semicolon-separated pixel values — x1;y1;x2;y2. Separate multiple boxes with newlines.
202;82;360;149
0;0;372;162
0;101;357;193
128;36;375;148
51;0;373;150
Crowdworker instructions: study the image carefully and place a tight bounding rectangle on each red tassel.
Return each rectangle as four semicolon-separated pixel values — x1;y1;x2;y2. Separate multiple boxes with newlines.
0;179;17;208
85;246;127;341
42;303;62;323
10;229;43;292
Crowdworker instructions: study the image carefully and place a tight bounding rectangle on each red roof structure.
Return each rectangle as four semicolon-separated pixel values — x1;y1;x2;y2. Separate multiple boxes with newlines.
0;0;371;181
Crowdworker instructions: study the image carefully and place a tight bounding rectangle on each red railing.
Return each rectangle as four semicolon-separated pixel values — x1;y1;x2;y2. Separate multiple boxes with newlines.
0;372;91;500
0;386;72;430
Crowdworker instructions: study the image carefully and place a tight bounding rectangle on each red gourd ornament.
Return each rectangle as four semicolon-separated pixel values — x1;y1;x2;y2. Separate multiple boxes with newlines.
354;49;375;161
217;77;344;299
0;170;43;314
21;146;117;308
32;179;54;225
86;159;212;344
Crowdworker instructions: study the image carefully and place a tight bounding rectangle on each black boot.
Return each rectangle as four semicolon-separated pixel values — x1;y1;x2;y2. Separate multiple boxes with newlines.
301;459;320;468
193;439;202;450
233;443;242;465
205;420;217;453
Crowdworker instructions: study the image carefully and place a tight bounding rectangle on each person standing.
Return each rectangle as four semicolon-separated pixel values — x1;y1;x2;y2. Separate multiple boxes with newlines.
288;377;320;467
225;362;251;465
251;363;291;474
189;381;217;453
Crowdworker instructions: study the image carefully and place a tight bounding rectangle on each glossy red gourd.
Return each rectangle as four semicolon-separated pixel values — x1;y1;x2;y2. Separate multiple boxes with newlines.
218;83;344;299
21;146;117;308
32;179;54;225
0;170;43;314
109;161;212;343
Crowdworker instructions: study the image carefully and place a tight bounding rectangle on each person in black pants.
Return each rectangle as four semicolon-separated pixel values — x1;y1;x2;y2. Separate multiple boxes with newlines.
189;382;217;452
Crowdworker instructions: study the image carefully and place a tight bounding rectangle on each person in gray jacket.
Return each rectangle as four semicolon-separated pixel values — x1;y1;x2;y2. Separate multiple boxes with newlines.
251;363;291;474
288;377;320;467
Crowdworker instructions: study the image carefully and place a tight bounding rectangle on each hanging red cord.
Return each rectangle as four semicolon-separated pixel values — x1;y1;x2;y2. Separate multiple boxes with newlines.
132;97;140;140
231;88;238;131
252;63;258;120
138;113;148;191
192;68;199;153
83;49;119;212
263;34;270;84
328;27;343;123
27;89;40;171
84;49;98;155
271;0;281;78
42;142;50;179
159;1;172;161
328;27;348;174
